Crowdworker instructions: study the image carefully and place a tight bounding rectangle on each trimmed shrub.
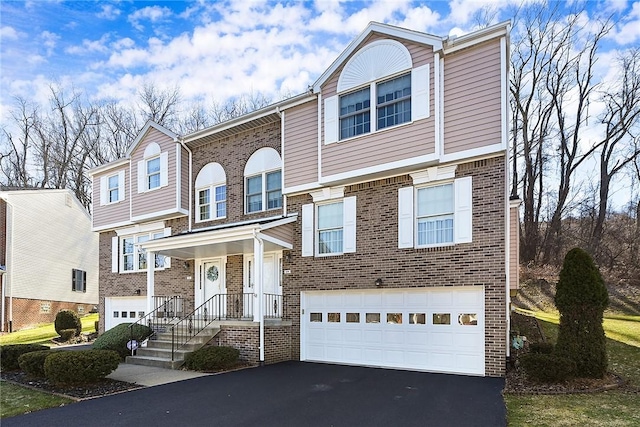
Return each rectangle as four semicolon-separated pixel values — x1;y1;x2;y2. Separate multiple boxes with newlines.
0;344;50;371
184;346;240;371
18;350;54;378
92;323;153;359
554;248;609;378
44;350;120;384
520;353;576;383
54;310;82;337
529;342;554;354
59;329;77;342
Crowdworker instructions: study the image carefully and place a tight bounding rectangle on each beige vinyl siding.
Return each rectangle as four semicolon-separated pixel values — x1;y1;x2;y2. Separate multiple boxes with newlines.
443;39;502;155
131;128;178;218
509;203;519;292
262;222;294;245
284;101;318;189
5;191;98;304
320;34;436;177
92;166;130;229
181;145;189;211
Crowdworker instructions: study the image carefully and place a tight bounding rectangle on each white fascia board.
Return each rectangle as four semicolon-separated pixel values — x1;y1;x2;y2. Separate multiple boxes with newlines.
313;22;444;92
283;182;323;197
319;153;439;185
125;121;179;158
276;94;317;111
257;233;293;250
140;225;258;252
258;215;298;231
88;158;129;176
440;144;505;164
130;208;188;223
443;21;510;55
92;220;135;233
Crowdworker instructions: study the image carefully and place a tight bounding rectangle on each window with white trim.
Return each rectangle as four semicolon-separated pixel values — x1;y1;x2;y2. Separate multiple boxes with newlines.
119;231;169;273
302;196;356;257
244;148;282;214
137;142;168;193
398;176;472;249
99;170;125;205
72;269;87;292
324;39;430;144
195;163;227;222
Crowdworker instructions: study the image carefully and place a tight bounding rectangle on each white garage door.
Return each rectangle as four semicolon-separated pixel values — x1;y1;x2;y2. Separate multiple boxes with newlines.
104;297;147;331
301;287;485;375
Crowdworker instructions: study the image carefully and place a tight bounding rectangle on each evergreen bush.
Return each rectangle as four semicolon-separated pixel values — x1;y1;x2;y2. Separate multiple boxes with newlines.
54;309;82;337
44;350;120;384
554;248;609;378
18;350;54;378
59;329;77;342
520;353;576;383
184;346;240;371
529;342;554;354
0;344;50;371
92;323;153;359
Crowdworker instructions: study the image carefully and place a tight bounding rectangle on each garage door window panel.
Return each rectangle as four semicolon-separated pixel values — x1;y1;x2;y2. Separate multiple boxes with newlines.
310;313;322;322
387;313;403;324
433;313;451;325
366;313;380;323
328;313;341;323
347;313;360;323
409;313;426;324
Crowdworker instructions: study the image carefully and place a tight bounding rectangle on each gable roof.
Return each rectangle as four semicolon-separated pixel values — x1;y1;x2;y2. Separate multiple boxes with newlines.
125;120;179;157
312;22;444;93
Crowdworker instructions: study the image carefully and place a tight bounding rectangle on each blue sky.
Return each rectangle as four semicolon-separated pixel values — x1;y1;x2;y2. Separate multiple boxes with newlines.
2;0;638;115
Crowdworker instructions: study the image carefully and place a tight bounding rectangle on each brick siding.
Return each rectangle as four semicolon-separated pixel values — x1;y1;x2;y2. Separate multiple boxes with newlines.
3;297;94;332
209;323;292;364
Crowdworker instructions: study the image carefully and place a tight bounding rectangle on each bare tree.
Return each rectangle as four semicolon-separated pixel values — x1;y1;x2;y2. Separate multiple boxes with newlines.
0;97;40;188
137;82;181;129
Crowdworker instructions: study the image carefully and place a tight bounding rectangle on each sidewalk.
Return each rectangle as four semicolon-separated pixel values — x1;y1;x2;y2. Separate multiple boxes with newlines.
106;363;210;387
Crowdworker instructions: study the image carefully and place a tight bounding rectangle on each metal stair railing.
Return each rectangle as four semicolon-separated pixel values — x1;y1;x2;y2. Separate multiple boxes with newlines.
128;295;184;356
171;293;248;361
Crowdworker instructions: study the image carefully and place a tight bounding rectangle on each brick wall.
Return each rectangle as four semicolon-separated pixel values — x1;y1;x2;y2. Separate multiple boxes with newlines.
284;156;508;377
210;323;292;364
3;297;94;332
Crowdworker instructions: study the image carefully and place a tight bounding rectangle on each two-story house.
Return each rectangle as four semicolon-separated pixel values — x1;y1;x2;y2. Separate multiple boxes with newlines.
1;189;98;332
90;21;518;377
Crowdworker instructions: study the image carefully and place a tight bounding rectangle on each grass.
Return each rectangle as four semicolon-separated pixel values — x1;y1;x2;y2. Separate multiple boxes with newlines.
0;313;98;346
506;310;640;426
0;381;73;418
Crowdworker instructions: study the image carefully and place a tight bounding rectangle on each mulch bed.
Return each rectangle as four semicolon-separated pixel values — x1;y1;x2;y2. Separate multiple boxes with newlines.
504;312;629;395
0;370;143;400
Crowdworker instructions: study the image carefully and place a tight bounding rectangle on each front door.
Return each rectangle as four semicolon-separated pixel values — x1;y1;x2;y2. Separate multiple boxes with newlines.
202;259;225;317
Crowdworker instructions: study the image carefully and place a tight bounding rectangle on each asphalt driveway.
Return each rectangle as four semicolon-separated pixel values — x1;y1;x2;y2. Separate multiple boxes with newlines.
4;361;506;427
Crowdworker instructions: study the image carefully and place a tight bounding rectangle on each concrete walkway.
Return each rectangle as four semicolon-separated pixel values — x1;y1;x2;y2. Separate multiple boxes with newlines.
106;363;210;387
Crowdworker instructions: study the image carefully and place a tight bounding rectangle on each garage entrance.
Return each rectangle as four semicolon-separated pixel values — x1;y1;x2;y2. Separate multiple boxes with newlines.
104;296;146;331
300;287;485;375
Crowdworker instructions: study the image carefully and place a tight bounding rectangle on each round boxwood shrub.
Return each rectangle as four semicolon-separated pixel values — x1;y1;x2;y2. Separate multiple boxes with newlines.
59;329;78;342
0;344;50;371
184;346;240;371
520;353;576;383
18;350;55;378
54;309;82;337
92;323;153;359
554;248;609;378
44;350;120;384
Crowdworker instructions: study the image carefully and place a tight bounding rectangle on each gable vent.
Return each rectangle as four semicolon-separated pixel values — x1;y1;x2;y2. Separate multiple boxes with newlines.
337;40;413;93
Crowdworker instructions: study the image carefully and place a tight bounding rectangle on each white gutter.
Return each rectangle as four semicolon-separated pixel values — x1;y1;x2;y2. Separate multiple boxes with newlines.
176;138;193;232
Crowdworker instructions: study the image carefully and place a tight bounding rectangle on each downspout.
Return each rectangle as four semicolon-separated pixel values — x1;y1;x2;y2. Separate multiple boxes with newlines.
253;229;265;365
176;138;193;233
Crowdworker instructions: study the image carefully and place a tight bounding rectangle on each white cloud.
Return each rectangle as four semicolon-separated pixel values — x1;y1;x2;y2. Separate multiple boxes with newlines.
128;5;173;31
610;2;640;44
66;34;111;55
97;4;121;20
0;26;19;40
41;30;60;52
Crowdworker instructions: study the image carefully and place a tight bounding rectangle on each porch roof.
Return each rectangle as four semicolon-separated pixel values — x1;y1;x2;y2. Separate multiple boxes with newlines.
139;214;297;259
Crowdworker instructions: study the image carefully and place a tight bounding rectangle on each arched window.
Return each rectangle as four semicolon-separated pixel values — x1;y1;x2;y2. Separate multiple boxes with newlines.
195;162;227;221
244;148;282;213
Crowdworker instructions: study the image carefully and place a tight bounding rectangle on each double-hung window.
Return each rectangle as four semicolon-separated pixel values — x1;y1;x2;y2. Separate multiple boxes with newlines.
108;175;120;203
137;142;168;193
246;170;282;213
195;163;227;222
72;269;87;292
146;157;161;190
119;230;168;273
416;183;454;245
317;201;344;254
377;74;411;130
339;88;371;139
100;171;125;205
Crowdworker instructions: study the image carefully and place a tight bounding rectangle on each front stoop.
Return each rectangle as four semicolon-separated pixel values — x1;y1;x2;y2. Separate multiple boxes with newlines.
126;326;221;369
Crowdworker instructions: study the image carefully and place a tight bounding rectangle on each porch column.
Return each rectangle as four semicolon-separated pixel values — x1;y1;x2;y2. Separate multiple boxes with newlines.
146;250;155;315
253;233;265;364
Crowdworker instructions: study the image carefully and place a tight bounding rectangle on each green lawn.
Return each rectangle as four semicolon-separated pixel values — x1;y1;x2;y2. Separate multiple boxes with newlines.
506;310;640;426
0;313;98;346
0;382;73;418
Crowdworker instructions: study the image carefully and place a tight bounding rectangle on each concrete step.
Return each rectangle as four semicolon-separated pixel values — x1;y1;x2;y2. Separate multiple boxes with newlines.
144;340;203;351
135;347;190;359
126;355;185;370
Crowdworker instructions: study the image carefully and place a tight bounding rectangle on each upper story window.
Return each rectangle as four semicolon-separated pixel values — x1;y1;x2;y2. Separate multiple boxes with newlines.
244;148;282;214
137;142;168;193
72;268;87;293
100;170;125;205
398;167;472;249
195;163;227;222
120;230;168;273
324;39;430;144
